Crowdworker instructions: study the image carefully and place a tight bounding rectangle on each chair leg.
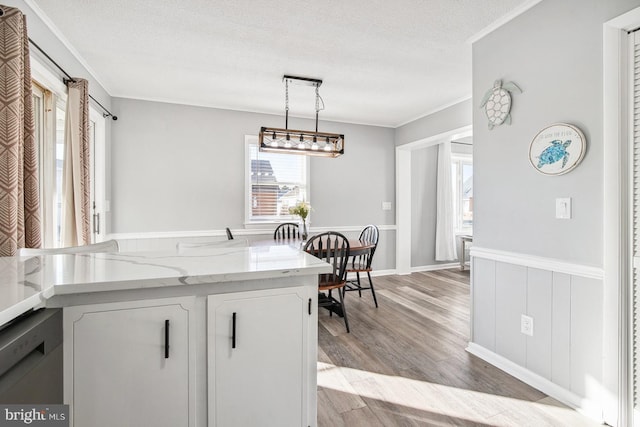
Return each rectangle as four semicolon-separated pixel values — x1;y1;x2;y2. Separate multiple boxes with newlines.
367;271;378;308
356;272;362;297
338;286;350;333
328;289;333;317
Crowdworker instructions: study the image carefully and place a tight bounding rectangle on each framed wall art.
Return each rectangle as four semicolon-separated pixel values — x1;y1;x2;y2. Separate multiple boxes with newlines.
529;123;586;175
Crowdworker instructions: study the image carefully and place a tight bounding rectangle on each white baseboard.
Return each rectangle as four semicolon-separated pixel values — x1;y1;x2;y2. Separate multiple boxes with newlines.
466;343;604;423
370;269;396;277
411;263;460;272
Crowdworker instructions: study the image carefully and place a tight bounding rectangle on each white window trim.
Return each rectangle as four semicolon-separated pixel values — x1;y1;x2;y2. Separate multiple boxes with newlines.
31;57;67;97
244;135;311;228
451;152;473;235
32;58;68;247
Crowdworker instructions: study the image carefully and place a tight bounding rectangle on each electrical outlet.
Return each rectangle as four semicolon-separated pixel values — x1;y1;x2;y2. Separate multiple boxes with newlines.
521;314;533;336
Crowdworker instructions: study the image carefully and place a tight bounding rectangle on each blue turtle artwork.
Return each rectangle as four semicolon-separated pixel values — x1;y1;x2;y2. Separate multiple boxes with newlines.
537;140;572;169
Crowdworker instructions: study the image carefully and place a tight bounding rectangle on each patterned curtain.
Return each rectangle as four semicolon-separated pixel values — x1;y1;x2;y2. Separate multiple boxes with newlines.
0;6;41;256
60;79;90;246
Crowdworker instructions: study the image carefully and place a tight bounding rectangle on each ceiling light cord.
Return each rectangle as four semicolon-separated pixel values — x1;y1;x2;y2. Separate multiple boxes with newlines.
314;84;325;132
285;78;289;130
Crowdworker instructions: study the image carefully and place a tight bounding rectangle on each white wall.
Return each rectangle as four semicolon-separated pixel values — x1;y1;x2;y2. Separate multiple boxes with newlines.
109;98;396;269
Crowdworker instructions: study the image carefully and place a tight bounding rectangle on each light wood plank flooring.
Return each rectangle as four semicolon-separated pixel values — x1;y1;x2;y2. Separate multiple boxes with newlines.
317;269;602;426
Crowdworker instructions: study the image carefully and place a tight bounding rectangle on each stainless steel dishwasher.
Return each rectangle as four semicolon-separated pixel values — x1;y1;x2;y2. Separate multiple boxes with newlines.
0;308;63;404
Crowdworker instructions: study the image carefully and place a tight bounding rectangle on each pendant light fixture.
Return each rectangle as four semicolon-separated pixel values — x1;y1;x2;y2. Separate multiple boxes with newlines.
259;75;344;158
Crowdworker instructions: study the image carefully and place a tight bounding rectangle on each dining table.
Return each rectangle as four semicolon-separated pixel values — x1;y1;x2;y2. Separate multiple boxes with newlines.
268;237;374;255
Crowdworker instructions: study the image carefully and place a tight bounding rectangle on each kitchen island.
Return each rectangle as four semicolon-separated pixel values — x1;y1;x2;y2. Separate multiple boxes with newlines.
0;244;329;427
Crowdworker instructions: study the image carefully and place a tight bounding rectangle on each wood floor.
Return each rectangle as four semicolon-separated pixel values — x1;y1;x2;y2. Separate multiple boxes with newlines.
317;269;602;427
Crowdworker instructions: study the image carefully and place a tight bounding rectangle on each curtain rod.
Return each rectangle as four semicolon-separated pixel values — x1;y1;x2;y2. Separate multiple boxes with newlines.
28;38;117;120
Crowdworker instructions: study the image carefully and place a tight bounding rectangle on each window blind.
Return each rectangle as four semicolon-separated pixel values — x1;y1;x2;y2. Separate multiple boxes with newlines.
248;143;307;222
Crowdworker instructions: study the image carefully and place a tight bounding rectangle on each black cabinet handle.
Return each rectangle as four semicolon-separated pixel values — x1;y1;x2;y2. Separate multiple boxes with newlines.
232;312;237;349
164;319;170;359
308;298;312;315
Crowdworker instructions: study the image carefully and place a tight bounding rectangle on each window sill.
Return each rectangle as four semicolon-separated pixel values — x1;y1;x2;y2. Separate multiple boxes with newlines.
244;221;308;230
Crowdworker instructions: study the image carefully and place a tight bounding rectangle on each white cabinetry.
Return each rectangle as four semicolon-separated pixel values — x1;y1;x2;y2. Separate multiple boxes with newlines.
208;286;315;427
64;296;196;427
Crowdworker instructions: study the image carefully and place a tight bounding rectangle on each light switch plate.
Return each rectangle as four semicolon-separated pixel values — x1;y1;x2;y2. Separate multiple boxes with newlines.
555;198;571;219
382;202;392;211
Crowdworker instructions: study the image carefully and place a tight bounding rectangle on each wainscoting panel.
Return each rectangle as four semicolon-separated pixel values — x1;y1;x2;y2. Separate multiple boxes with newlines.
495;262;527;366
472;257;496;351
570;275;603;399
527;268;552;380
551;272;571;390
470;247;605;417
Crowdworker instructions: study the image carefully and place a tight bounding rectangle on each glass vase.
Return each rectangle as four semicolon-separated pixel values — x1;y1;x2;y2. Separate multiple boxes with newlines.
301;220;308;240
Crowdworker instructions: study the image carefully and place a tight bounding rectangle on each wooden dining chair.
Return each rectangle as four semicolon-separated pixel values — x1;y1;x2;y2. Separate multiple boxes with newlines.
343;224;379;307
273;223;301;241
304;232;351;333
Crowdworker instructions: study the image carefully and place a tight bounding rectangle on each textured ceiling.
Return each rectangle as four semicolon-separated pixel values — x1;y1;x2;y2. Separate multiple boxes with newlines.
31;0;530;127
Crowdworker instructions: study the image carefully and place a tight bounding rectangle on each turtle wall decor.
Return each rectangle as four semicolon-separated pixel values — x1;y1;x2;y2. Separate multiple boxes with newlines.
479;79;522;130
529;123;586;175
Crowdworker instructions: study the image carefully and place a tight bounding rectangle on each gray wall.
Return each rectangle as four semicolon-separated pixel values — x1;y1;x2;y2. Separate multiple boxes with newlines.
110;98;396;269
411;145;438;267
410;142;472;267
110;98;395;232
473;0;640;266
395;99;472;146
470;0;640;416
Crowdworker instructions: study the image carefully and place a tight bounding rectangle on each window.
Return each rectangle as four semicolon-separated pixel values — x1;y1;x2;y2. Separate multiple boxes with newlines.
31;58;107;247
32;80;66;247
245;136;309;224
451;154;473;232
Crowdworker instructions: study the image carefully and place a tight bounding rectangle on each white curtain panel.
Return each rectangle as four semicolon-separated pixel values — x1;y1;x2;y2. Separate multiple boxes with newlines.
435;142;457;261
61;79;90;246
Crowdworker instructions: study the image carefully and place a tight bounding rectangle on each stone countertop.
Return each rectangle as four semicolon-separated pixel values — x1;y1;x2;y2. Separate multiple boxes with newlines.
0;244;329;325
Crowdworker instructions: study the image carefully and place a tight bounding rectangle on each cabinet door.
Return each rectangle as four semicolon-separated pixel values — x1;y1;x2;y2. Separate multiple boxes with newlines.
208;287;311;427
65;297;195;427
